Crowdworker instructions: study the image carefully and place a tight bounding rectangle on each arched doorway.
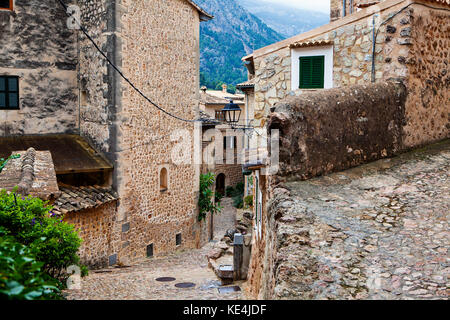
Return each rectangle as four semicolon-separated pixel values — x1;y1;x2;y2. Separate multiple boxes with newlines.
216;173;226;196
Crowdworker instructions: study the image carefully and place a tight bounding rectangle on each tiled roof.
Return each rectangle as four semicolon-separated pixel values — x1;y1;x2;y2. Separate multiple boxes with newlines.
198;110;221;126
200;90;245;105
236;79;255;89
290;40;333;48
0;148;60;200
52;185;118;215
0;135;113;175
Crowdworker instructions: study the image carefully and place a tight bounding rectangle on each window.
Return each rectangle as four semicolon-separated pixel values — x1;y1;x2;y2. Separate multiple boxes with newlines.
176;233;182;246
160;167;168;191
299;56;325;89
0;76;19;110
0;76;19;109
146;244;154;258
223;136;237;149
0;0;13;10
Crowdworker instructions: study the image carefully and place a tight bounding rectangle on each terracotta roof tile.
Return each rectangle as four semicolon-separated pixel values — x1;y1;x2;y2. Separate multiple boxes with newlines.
290;40;333;48
52;184;118;215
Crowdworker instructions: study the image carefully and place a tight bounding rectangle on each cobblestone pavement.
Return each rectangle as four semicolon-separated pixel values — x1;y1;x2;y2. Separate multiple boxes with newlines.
274;141;449;299
65;198;245;300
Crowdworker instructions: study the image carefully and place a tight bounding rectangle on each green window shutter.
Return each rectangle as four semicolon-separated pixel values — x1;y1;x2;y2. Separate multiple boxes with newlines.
299;56;325;89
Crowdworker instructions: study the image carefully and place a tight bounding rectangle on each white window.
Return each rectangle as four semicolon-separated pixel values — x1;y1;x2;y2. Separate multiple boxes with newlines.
291;45;334;90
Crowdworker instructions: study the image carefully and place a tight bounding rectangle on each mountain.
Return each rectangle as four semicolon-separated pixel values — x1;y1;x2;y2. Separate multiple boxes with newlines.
194;0;284;92
237;0;330;38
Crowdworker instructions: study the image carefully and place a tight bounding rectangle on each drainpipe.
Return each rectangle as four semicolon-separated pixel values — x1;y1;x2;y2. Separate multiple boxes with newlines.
371;14;378;82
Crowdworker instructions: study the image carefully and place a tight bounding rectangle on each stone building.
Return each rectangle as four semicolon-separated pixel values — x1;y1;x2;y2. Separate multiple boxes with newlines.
242;0;449;149
0;0;213;267
200;84;245;194
241;0;449;299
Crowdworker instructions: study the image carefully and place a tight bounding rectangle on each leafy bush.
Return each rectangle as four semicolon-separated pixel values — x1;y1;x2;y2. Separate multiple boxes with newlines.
235;182;244;195
215;191;223;204
0;190;83;281
0;228;61;300
233;195;243;209
198;173;222;221
0;154;20;174
244;195;253;208
225;186;235;197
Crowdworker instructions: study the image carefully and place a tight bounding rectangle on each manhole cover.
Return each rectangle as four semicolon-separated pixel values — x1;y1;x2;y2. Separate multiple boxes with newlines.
156;277;176;282
175;282;196;289
218;286;241;294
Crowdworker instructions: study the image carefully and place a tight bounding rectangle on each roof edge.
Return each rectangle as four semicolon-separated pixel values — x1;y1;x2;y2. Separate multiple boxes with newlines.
186;0;214;21
243;0;450;61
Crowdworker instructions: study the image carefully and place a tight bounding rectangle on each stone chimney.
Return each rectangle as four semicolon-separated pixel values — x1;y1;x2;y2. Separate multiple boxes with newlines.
222;84;227;93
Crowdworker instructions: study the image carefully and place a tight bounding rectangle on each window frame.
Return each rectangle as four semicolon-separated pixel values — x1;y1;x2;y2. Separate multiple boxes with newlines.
299;55;325;89
0;75;19;110
0;0;13;11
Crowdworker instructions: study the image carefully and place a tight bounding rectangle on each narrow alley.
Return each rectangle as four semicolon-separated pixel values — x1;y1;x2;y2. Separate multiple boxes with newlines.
64;198;245;300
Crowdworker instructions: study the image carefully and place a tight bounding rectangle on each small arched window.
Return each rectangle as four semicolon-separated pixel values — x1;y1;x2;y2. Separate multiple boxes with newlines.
160;167;168;192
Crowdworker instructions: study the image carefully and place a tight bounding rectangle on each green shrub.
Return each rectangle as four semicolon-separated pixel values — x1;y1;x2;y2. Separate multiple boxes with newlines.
233;195;244;209
0;190;83;281
244;195;253;208
225;186;235;197
235;182;244;195
0;154;20;174
215;191;223;204
198;173;222;221
0;227;61;300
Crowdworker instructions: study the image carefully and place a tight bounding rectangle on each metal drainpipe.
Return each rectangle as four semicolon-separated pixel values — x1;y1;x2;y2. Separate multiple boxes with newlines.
371;14;378;82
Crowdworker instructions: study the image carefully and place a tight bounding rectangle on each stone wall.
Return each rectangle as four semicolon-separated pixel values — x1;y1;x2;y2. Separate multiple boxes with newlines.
0;0;78;136
78;0;118;158
402;7;450;147
214;164;244;190
267;82;407;180
63;201;121;268
112;0;203;263
251;1;449;154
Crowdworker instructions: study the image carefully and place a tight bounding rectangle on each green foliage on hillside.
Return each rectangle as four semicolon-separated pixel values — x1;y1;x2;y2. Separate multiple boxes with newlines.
196;0;284;89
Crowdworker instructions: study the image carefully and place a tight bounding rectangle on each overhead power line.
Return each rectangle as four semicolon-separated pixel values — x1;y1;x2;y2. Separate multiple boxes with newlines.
57;0;198;123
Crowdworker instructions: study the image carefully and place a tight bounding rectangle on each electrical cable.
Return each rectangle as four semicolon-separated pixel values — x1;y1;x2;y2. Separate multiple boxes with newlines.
57;0;198;123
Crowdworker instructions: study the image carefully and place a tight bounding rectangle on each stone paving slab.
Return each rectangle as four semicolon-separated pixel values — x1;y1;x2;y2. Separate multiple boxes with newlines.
272;140;449;300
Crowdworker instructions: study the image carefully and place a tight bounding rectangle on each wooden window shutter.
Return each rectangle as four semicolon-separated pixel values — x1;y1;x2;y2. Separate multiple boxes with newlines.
299;56;325;89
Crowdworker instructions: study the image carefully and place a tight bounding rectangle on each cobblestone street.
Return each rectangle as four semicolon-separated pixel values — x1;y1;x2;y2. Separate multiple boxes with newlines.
273;141;449;299
65;198;245;300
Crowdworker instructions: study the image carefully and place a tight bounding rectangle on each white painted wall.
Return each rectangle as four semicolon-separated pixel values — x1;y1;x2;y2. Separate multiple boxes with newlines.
291;45;334;90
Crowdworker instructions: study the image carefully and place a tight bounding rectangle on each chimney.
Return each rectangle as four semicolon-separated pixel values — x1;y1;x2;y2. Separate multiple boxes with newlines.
222;84;227;93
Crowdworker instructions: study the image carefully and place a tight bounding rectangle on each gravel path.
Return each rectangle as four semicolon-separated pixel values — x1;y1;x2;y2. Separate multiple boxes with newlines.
64;198;244;300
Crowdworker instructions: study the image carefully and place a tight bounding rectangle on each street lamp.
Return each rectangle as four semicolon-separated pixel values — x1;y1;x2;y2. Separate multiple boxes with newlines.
221;100;242;126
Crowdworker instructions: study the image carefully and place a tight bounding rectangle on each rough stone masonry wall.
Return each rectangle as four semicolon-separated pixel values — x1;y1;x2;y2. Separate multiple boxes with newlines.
402;6;450;147
113;0;202;264
78;0;119;159
252;2;413;135
267;82;407;181
63;202;121;269
0;0;78;136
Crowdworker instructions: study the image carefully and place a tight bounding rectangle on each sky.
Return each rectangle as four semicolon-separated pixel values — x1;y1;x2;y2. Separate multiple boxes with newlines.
257;0;330;14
